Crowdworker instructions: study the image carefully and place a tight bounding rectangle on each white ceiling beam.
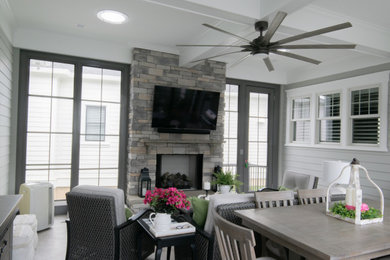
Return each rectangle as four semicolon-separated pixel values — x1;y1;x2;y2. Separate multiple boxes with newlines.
143;0;316;67
285;5;390;56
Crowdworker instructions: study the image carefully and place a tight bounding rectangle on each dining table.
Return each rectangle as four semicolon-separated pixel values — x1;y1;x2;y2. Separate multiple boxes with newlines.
235;201;390;260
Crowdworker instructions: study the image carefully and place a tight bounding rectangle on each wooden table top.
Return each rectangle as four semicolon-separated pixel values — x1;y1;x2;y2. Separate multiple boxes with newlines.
235;203;390;260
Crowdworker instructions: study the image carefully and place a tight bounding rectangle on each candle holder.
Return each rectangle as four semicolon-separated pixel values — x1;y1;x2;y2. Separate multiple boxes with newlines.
326;158;384;225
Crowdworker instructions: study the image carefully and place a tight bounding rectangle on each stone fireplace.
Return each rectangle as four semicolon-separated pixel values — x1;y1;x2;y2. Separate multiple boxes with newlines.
127;48;226;200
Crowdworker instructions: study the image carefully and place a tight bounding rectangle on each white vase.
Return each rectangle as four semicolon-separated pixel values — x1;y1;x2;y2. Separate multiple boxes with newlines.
149;212;171;231
220;185;232;194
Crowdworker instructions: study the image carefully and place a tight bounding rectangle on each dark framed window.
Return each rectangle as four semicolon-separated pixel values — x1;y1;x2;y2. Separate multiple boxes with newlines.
16;50;130;200
85;106;106;141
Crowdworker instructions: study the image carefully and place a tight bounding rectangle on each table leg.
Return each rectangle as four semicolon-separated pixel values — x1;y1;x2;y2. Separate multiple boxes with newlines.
155;246;163;260
190;242;196;260
167;246;171;260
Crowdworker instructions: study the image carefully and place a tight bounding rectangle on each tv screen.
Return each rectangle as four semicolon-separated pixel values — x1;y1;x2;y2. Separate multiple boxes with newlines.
152;85;220;133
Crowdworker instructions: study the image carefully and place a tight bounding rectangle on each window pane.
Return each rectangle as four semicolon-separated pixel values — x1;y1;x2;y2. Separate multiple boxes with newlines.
351;87;379;116
292;97;310;119
51;98;73;132
29;60;53;96
52;62;74;98
49;169;71;200
223;84;239;169
50;134;72;164
26;133;50;164
99;169;118;187
293;121;310;142
319;93;340;117
352;118;380;144
102;69;121;102
85;106;106;141
224;111;238;138
79;141;100;169
27;97;51;132
82;67;103;101
320;120;340;142
79;170;99;186
100;136;119;168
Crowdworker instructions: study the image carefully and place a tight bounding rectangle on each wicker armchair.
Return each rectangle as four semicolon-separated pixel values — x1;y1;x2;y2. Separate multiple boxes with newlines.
175;201;257;260
65;185;154;260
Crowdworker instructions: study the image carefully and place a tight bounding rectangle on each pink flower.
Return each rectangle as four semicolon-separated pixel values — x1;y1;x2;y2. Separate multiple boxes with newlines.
361;203;369;212
345;205;355;210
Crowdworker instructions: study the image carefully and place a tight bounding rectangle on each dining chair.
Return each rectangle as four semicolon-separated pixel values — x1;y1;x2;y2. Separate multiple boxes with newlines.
254;190;294;208
254;190;295;260
213;209;275;260
297;188;327;205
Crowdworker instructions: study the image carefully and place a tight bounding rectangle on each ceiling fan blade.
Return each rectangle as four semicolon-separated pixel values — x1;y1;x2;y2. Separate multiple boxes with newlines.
271;50;321;65
203;23;251;43
272;22;352;46
229;53;251;68
263;57;274;72
177;44;242;47
190;50;249;63
271;44;356;49
262;11;288;43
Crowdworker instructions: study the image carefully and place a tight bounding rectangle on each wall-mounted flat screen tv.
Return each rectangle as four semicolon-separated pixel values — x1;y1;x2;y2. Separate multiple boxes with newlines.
152;85;220;134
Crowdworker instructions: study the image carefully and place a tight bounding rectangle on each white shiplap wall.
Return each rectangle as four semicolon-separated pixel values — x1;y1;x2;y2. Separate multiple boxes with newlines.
0;27;13;195
281;71;390;200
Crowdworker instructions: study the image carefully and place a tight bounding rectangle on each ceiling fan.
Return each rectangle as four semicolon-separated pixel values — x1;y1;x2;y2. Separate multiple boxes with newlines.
177;11;356;71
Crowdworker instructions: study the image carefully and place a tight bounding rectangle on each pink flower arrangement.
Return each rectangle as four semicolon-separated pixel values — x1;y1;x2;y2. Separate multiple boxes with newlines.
144;187;191;214
345;203;370;212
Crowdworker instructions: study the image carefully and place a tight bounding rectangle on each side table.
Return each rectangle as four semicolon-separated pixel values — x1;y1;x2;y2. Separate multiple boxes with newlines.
137;218;196;260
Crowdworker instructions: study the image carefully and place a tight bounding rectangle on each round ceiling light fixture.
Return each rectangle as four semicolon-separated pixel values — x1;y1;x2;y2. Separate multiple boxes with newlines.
97;10;128;24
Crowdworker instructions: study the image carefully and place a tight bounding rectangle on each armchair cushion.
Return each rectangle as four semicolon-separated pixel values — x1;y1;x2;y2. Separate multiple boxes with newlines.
71;185;125;225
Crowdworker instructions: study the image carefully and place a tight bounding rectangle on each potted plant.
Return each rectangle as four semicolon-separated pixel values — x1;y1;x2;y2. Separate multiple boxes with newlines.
144;187;191;231
211;170;243;194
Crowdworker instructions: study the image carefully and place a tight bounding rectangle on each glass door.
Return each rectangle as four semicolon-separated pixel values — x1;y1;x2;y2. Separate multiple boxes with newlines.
223;80;279;193
246;90;270;191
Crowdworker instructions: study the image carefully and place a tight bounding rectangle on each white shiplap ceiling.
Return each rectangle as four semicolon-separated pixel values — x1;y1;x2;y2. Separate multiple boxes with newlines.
3;0;390;84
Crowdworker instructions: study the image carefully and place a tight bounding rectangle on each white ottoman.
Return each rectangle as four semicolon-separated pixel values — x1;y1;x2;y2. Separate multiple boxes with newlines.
13;214;38;249
13;225;35;260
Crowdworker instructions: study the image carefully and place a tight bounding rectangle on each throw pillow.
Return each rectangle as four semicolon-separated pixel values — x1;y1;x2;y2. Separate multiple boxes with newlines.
125;206;133;219
190;197;209;228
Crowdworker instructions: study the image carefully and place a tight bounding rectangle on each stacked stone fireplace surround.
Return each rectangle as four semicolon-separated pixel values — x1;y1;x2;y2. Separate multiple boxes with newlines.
127;48;226;201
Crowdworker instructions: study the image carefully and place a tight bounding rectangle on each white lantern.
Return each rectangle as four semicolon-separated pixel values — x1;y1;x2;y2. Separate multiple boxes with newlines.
326;158;384;225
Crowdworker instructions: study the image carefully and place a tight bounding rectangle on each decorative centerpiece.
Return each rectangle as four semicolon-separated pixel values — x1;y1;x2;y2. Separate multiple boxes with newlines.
144;187;190;231
212;169;243;194
326;158;384;225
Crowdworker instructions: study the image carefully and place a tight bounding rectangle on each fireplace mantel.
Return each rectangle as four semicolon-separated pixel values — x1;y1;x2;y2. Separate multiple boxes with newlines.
144;140;223;145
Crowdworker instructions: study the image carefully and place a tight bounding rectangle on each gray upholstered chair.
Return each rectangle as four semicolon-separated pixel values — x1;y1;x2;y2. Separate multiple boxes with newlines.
65;185;154;260
281;170;317;190
213;209;275;260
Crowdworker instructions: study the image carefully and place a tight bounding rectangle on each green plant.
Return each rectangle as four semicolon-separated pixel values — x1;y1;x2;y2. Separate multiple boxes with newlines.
330;202;382;220
211;170;243;191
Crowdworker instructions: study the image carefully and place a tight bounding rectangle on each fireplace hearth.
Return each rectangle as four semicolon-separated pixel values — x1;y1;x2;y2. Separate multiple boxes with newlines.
156;154;203;190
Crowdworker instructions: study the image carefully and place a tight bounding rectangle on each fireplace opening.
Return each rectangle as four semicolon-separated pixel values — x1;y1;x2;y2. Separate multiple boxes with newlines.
156;154;203;190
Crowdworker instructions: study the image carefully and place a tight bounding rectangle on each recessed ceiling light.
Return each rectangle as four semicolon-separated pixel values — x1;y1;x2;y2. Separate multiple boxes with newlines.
97;10;128;24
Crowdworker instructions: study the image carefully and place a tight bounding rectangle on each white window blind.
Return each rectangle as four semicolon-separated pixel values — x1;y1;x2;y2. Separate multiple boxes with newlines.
292;97;310;143
318;93;341;143
351;88;380;144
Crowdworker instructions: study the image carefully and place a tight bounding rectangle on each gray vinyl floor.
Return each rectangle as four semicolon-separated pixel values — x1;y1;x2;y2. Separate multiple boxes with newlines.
33;215;171;260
